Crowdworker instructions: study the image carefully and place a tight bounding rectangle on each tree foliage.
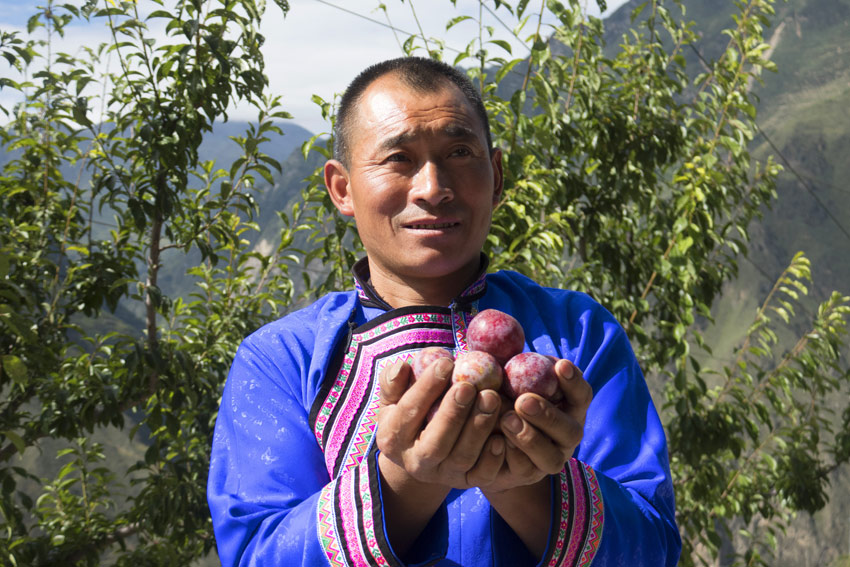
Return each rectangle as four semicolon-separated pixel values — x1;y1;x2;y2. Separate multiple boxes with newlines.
0;0;293;564
300;0;850;565
0;0;848;566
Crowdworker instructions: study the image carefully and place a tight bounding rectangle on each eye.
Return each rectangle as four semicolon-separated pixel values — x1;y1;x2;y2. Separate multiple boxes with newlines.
385;152;409;163
449;146;472;158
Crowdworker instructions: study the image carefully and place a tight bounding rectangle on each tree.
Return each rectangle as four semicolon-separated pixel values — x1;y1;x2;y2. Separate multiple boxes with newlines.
299;0;850;565
0;0;847;566
0;0;294;564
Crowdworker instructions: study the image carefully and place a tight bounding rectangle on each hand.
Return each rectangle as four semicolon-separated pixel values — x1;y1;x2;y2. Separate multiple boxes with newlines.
476;359;592;559
374;357;506;555
376;357;505;490
483;359;592;493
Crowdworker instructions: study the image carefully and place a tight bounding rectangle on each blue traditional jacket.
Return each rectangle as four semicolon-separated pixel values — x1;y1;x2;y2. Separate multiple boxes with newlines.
208;263;681;566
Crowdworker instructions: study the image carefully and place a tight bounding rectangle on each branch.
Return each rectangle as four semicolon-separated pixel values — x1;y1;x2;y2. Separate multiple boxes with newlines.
63;522;141;565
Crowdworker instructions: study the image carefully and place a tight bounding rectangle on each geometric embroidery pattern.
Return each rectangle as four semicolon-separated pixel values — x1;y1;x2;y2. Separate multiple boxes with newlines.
577;462;604;566
313;267;491;567
317;480;348;567
313;309;458;478
545;459;605;567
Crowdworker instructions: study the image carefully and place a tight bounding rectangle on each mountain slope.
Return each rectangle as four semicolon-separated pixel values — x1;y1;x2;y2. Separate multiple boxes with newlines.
604;0;850;564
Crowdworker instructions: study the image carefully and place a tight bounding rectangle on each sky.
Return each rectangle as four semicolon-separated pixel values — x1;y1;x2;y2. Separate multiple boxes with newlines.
0;0;628;133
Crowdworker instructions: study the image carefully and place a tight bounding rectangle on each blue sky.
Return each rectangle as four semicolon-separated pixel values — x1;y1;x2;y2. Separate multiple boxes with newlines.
0;0;627;133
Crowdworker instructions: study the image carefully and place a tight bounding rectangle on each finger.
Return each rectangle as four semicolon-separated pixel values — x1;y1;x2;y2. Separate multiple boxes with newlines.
554;358;582;381
417;380;478;463
501;429;538;480
503;404;571;475
379;359;411;407
444;389;502;473
554;360;593;419
465;434;506;488
392;357;453;418
381;358;453;449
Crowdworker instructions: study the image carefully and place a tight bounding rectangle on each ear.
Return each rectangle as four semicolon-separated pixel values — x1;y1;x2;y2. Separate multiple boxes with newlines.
490;148;504;205
324;159;355;217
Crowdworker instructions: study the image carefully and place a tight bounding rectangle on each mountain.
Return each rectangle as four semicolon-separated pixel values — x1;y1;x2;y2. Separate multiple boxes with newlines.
603;0;850;564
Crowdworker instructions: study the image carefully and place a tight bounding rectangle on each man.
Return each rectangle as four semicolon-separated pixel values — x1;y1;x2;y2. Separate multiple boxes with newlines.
208;57;681;566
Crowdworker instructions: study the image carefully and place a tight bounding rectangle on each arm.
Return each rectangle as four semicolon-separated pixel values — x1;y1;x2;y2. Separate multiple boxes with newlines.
480;359;593;560
479;290;681;566
207;314;505;567
208;318;431;567
208;337;333;566
375;357;505;556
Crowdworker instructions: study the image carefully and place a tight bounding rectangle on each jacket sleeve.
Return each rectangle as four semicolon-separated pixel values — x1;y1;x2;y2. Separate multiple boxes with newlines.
551;293;681;566
488;274;681;566
207;312;447;567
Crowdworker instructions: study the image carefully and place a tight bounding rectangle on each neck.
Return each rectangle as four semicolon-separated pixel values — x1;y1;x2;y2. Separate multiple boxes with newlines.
367;259;481;309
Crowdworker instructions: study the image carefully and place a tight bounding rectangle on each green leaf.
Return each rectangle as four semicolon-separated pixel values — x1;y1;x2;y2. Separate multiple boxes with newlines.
1;355;27;386
446;15;472;30
487;39;513;54
0;430;26;455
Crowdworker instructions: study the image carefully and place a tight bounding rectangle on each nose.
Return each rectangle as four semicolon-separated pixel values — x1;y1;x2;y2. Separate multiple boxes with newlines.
410;160;453;207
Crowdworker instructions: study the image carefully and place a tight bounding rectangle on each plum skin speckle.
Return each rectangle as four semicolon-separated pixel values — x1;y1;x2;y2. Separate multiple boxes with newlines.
467;309;525;365
452;350;503;392
503;352;558;400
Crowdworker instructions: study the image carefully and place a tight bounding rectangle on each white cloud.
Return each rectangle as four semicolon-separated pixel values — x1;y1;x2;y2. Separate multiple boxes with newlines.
0;0;628;133
259;0;629;132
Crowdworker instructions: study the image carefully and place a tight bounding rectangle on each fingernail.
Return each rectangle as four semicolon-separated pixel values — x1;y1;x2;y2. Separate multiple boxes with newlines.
435;358;453;381
454;383;476;406
558;359;576;380
503;413;522;434
491;436;505;455
477;391;498;414
388;360;403;382
520;395;542;416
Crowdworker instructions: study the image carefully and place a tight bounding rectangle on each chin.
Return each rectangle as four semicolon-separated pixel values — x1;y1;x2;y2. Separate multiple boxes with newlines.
397;252;480;280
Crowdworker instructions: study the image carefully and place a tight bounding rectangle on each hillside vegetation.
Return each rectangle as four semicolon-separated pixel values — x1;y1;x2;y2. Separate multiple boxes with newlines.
1;0;847;565
606;0;850;563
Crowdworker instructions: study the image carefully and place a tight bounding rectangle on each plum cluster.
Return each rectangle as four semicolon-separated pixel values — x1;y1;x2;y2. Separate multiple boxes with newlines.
411;309;561;404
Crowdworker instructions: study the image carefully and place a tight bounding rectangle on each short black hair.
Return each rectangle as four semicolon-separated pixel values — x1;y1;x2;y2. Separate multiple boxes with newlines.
333;56;492;167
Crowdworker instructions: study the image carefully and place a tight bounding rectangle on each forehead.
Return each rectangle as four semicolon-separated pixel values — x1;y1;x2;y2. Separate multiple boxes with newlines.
350;74;486;152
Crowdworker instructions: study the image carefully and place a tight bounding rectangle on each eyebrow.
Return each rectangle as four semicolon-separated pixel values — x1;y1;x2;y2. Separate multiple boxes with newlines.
378;124;481;153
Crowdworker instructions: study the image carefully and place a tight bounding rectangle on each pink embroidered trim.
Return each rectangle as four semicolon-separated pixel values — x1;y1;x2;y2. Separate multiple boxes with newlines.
577;463;604;566
314;334;361;448
451;305;477;353
547;469;571;567
547;459;604;567
317;461;393;567
337;470;372;567
317;482;348;567
339;381;382;475
358;457;391;565
316;311;455;477
563;460;589;565
324;328;450;476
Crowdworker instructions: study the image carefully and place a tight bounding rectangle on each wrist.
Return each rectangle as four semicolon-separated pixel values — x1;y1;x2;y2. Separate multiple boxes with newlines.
483;476;553;560
377;451;451;557
482;475;550;504
377;452;450;506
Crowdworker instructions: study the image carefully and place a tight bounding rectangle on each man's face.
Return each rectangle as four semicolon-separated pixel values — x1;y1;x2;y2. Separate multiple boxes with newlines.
326;74;502;284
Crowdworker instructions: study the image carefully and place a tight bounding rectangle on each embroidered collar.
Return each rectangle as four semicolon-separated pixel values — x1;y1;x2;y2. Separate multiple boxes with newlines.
352;254;488;312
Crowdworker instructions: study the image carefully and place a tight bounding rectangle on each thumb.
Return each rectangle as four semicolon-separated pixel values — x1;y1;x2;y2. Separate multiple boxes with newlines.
379;359;411;406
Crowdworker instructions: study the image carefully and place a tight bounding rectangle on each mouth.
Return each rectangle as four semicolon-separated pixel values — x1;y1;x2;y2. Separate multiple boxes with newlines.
404;221;459;230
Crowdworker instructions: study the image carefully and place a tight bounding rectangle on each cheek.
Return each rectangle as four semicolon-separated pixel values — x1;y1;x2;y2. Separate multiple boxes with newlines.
352;181;407;217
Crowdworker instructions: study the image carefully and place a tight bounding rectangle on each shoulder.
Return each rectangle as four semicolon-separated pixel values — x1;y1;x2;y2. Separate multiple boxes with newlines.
226;291;358;406
234;291;357;382
484;270;630;367
485;270;611;320
241;291;357;352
